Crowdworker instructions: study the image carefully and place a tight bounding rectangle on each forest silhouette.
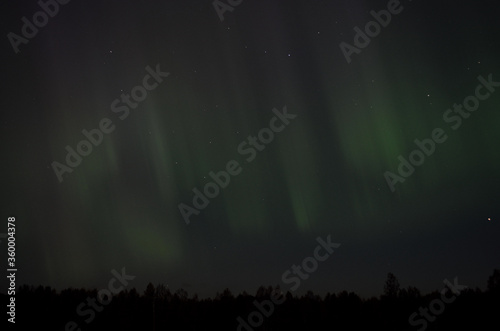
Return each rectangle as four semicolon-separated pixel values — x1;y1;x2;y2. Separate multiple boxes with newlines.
3;269;499;330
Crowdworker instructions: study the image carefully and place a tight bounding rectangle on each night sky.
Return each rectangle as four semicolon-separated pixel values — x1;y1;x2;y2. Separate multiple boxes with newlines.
1;0;499;299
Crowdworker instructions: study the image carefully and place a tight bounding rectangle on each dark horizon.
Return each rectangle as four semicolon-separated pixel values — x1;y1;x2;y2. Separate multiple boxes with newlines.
3;268;498;300
4;270;500;330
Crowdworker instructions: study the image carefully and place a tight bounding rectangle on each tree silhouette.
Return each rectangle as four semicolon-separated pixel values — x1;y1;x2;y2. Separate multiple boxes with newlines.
6;268;500;330
383;272;400;298
144;282;156;298
155;283;171;302
487;269;500;292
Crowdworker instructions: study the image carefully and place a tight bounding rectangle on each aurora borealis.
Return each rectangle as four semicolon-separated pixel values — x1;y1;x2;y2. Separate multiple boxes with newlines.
1;0;500;300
